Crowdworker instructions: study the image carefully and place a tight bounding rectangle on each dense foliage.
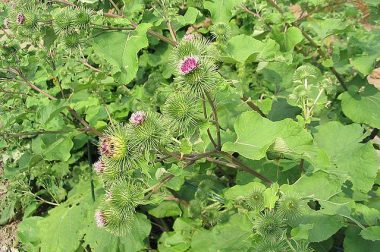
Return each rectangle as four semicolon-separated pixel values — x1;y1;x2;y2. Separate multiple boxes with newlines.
1;0;380;251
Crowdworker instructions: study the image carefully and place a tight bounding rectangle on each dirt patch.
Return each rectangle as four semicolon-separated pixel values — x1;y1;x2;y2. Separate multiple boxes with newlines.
368;68;380;89
0;221;19;251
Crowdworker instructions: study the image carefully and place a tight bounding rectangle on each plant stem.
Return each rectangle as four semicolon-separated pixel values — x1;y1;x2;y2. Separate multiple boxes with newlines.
201;93;218;148
205;91;222;150
167;20;177;42
242;95;267;118
20;190;60;206
219;151;273;185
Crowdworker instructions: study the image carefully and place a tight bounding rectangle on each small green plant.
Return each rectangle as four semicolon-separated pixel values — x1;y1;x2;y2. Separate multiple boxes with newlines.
0;0;379;251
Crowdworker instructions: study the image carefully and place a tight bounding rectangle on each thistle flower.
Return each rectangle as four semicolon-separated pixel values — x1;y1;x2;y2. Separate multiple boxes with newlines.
95;210;106;228
171;36;210;62
98;126;128;160
254;239;289;252
162;92;202;135
63;32;83;50
293;64;322;86
16;12;25;25
179;56;199;75
129;112;170;152
295;241;315;252
108;180;145;212
73;7;93;29
211;22;231;42
238;186;265;211
171;36;219;95
278;193;304;223
103;207;134;236
129;111;146;125
53;8;75;35
93;160;105;175
253;210;286;240
176;58;219;95
183;33;196;41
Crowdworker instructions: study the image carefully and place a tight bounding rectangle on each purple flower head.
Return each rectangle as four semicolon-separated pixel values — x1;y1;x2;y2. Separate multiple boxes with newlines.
99;136;114;158
129;111;146;125
183;34;196;41
95;210;106;228
179;56;199;75
16;13;25;25
93;160;105;175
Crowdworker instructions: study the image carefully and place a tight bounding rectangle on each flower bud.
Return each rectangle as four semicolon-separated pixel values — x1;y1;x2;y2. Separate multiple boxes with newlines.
93;160;105;175
129;111;146;125
179;56;199;75
95;210;106;228
16;13;25;25
98;133;127;160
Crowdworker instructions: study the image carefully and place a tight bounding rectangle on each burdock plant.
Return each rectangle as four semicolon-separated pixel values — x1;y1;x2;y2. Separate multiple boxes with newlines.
171;37;220;95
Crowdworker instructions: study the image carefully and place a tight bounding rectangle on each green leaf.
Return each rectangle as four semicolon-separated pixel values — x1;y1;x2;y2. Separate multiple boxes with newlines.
263;183;279;209
225;35;281;63
175;7;201;30
344;227;380;252
291;224;314;240
361;226;380;241
32;134;74;161
273;26;304;52
18;181;95;252
204;0;244;23
93;23;152;84
283;27;303;51
17;217;43;252
83;213;151;252
37;100;66;124
314;122;378;195
224;182;265;200
281;171;343;201
225;35;262;63
351;55;377;76
148;201;182;218
297;210;344;242
190;213;253;251
223;111;312;161
339;84;380;128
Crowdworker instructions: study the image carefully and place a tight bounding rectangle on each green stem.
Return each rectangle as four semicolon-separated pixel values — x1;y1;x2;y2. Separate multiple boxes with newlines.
201;93;218;148
205;91;222;150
